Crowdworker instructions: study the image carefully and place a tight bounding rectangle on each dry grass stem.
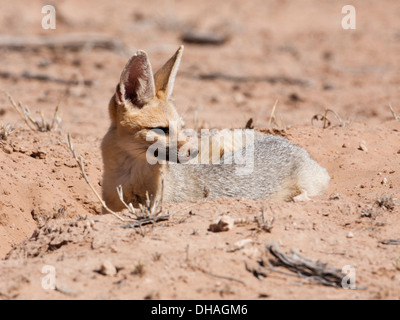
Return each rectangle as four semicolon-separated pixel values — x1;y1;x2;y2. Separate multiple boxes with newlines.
0;123;15;140
255;207;275;233
2;91;62;132
389;103;399;120
117;173;165;221
312;108;344;129
268;99;279;128
67;133;168;227
66;133;128;222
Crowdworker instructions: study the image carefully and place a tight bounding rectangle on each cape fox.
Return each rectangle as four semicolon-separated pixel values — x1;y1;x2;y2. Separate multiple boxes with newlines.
101;46;330;211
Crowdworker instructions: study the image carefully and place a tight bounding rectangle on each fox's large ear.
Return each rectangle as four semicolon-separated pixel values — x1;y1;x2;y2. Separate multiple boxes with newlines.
116;50;155;109
154;46;184;101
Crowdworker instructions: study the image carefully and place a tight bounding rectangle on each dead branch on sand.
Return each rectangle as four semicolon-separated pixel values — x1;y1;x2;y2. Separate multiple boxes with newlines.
120;215;170;229
262;243;363;288
380;240;400;246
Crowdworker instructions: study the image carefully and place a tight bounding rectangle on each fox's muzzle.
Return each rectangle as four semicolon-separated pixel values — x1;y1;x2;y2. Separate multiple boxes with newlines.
154;146;198;164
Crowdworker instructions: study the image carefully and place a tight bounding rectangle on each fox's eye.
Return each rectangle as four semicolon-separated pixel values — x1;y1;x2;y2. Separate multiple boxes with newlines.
152;127;169;135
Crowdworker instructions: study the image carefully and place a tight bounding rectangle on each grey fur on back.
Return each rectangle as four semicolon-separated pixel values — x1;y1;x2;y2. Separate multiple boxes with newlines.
163;132;330;202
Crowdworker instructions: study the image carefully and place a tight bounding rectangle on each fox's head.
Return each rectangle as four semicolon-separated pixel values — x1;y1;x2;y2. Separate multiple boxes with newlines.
108;46;198;163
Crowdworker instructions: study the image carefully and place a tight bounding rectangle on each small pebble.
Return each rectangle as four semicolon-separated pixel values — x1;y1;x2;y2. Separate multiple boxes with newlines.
347;232;354;239
358;141;368;152
3;145;13;154
99;261;117;276
234;239;253;248
329;193;341;201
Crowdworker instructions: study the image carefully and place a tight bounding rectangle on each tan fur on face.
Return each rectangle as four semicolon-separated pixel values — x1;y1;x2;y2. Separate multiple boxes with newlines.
102;47;197;211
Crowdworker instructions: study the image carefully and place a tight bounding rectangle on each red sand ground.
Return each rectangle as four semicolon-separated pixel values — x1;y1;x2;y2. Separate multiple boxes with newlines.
0;0;399;300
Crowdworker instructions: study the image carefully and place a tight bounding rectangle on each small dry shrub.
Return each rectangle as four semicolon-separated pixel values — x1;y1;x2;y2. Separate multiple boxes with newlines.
375;195;397;211
0;123;15;140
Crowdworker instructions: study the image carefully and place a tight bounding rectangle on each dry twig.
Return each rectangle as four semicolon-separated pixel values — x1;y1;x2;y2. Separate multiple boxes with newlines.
311;108;344;129
268;100;279;128
380;240;400;246
254;208;274;233
121;215;170;229
191;265;246;285
66;133;127;222
388;103;399;120
245;261;268;280
265;243;352;288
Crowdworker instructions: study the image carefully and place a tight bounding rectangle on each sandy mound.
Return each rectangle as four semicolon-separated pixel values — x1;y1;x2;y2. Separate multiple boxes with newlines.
0;130;102;258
